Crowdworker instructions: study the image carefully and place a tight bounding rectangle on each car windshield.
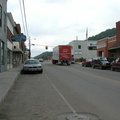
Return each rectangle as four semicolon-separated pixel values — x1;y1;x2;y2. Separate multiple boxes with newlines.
87;59;92;61
100;57;107;61
25;60;39;64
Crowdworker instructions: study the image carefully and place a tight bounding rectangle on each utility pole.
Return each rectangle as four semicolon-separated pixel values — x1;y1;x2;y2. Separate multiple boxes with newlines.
86;28;89;59
29;36;31;59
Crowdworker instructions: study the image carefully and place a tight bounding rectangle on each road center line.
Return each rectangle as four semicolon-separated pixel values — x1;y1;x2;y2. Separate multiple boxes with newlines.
44;73;77;115
67;67;120;85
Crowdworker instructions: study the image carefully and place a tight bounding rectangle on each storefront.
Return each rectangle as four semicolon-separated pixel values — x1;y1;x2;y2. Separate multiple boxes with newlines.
12;48;23;68
7;40;13;69
0;40;7;72
109;41;120;59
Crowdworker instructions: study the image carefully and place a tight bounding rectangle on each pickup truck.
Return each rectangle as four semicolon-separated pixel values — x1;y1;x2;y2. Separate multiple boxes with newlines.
110;58;120;71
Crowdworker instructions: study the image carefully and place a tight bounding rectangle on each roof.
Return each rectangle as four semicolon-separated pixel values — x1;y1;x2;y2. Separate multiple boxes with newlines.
109;41;120;50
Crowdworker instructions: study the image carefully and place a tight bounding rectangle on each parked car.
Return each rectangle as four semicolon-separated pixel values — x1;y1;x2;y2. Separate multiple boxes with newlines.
82;59;92;67
21;59;43;73
39;58;44;62
110;58;120;71
91;57;110;69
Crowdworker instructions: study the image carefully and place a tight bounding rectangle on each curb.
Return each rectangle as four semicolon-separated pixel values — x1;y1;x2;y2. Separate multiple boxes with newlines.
0;66;22;109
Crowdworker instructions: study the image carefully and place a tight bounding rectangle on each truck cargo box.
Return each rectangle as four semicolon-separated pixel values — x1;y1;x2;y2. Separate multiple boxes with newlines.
52;45;71;65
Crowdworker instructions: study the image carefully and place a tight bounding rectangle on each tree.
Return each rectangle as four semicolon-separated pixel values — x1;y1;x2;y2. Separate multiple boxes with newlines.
88;28;116;40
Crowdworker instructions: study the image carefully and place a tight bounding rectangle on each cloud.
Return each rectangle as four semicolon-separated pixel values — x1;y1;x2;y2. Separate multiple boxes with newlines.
7;0;120;57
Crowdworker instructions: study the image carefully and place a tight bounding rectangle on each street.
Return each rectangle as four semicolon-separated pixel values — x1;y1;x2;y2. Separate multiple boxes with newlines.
1;62;120;120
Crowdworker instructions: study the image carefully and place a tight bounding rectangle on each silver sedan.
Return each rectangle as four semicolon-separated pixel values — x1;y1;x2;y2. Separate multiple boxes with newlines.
21;59;43;74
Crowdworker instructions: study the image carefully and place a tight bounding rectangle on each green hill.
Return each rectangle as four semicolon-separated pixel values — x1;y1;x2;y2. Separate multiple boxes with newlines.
88;28;116;40
34;51;52;60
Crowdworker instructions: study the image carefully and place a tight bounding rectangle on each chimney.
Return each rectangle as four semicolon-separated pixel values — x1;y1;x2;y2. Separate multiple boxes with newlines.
116;21;120;42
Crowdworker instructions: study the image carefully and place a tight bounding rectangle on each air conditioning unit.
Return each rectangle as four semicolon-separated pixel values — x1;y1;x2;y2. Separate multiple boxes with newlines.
14;46;16;49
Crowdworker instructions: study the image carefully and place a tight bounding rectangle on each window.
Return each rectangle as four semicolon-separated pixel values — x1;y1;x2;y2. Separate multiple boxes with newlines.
7;49;10;64
88;46;97;50
1;42;4;65
78;45;81;49
100;57;107;61
0;4;2;27
4;12;6;32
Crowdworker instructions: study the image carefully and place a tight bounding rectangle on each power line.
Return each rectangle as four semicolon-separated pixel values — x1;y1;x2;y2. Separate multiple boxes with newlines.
19;0;31;58
22;0;29;36
19;0;29;36
19;0;26;35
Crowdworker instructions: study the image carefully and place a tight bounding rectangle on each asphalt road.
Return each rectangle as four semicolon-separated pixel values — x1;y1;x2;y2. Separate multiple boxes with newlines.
0;61;120;120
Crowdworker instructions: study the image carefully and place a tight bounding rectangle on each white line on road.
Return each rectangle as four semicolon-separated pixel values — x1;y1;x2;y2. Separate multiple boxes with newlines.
44;73;77;115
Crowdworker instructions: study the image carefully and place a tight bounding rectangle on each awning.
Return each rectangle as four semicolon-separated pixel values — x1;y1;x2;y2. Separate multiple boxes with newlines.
12;48;23;53
109;41;120;50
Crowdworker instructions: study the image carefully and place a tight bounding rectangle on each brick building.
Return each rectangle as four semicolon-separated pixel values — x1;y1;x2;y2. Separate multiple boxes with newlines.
97;21;120;60
7;12;25;69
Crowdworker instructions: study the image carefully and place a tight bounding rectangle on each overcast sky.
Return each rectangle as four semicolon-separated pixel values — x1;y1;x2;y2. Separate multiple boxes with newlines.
7;0;120;57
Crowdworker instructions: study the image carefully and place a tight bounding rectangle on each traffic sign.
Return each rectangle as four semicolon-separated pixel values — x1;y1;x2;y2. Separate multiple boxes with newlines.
11;35;26;42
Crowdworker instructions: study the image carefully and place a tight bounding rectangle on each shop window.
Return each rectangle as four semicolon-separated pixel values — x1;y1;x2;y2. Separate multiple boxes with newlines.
88;46;97;50
7;49;10;64
4;12;6;32
0;5;2;27
1;42;4;65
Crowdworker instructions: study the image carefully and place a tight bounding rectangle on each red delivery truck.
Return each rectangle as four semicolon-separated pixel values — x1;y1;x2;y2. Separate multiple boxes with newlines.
52;45;71;65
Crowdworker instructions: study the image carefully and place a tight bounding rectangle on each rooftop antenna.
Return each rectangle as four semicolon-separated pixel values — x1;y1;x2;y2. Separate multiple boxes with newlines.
76;36;78;40
86;28;88;40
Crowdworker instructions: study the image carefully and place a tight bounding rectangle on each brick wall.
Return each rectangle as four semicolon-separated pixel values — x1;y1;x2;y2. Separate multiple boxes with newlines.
107;36;116;48
116;21;120;42
97;36;116;58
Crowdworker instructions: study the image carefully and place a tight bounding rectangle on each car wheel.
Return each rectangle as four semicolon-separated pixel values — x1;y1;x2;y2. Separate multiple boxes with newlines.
100;65;103;69
39;69;43;74
92;65;95;68
21;69;24;74
85;64;87;67
111;66;114;71
67;63;70;65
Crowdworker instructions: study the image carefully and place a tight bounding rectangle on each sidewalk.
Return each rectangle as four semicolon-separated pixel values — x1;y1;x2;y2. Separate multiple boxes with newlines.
0;62;81;107
0;64;22;107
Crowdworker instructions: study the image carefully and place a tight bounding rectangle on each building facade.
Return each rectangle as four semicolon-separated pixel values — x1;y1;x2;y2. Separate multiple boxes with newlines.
97;21;120;60
0;0;7;72
109;21;120;58
7;12;25;69
7;12;14;69
69;40;97;61
97;36;116;58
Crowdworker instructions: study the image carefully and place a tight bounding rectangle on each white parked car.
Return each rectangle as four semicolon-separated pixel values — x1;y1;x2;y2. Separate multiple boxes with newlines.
21;59;43;74
39;59;44;62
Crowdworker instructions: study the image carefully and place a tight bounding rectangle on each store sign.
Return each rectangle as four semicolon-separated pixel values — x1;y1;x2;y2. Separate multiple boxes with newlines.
11;35;26;42
75;51;82;55
90;43;96;46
